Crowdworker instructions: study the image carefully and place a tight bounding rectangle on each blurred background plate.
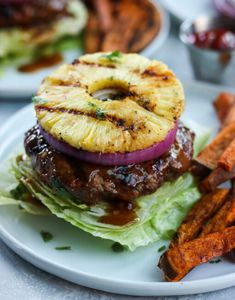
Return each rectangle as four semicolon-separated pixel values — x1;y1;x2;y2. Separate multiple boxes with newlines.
162;0;217;21
0;0;169;99
0;50;82;99
140;0;170;58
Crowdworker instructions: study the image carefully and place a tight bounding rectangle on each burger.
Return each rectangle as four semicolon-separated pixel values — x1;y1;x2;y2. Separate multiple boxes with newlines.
1;52;204;251
0;0;87;70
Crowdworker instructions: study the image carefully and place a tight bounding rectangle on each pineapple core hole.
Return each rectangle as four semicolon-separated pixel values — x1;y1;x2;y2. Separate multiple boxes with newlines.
92;88;130;101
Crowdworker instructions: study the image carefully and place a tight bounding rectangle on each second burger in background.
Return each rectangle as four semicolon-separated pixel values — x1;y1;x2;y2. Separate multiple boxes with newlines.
0;0;87;71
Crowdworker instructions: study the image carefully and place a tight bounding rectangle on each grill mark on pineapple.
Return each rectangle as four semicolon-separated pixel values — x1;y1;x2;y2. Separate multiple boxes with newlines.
72;59;116;69
36;105;135;131
45;77;87;89
141;69;173;81
135;97;157;112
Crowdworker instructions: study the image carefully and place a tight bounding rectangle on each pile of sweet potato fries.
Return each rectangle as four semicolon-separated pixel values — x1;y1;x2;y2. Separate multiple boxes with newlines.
83;0;161;53
159;92;235;282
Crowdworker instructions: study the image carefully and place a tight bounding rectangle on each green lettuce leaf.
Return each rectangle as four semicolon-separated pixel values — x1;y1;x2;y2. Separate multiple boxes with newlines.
0;159;49;215
0;126;209;250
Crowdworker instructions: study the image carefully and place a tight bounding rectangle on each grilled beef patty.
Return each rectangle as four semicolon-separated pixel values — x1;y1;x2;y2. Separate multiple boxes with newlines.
0;0;70;29
24;124;194;204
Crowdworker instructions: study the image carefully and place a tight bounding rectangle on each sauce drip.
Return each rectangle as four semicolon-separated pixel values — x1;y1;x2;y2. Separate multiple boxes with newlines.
99;201;138;226
20;176;44;207
18;53;63;73
189;28;235;50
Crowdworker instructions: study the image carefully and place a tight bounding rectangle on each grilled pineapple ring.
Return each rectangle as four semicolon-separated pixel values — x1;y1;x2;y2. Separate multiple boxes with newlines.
35;52;184;154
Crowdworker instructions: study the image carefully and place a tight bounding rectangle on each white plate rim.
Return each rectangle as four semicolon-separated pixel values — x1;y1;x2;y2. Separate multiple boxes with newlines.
1;81;235;296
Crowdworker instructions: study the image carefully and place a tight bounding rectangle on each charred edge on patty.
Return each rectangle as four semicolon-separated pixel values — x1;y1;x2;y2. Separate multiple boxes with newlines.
24;123;194;205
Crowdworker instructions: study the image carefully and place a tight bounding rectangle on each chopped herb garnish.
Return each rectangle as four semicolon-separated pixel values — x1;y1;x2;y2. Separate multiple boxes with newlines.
158;245;167;252
111;242;125;253
101;51;122;63
32;95;47;105
55;246;71;251
40;230;53;242
209;258;221;264
88;102;106;120
96;108;106;120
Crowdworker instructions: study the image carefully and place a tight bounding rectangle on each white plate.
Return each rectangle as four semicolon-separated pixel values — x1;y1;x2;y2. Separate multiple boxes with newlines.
162;0;217;21
0;0;169;99
0;50;82;99
1;81;235;296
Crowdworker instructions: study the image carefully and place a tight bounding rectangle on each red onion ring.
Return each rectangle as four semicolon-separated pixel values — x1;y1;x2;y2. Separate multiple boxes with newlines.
214;0;235;18
39;122;178;166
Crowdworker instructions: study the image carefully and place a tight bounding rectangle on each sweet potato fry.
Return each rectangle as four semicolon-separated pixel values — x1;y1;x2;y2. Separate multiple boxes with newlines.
213;92;235;124
224;104;235;126
93;0;113;32
232;179;235;196
200;167;235;193
200;194;235;237
101;0;161;53
170;189;229;248
200;184;235;237
218;139;235;171
86;0;161;53
126;0;161;53
158;226;235;281
196;122;235;169
84;12;101;53
101;1;144;52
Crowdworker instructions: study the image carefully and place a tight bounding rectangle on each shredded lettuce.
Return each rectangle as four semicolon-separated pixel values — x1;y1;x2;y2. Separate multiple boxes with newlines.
0;35;83;74
0;159;49;215
0;125;210;251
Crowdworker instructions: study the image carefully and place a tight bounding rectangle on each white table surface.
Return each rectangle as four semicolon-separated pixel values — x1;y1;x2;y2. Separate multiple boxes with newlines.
1;18;235;300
